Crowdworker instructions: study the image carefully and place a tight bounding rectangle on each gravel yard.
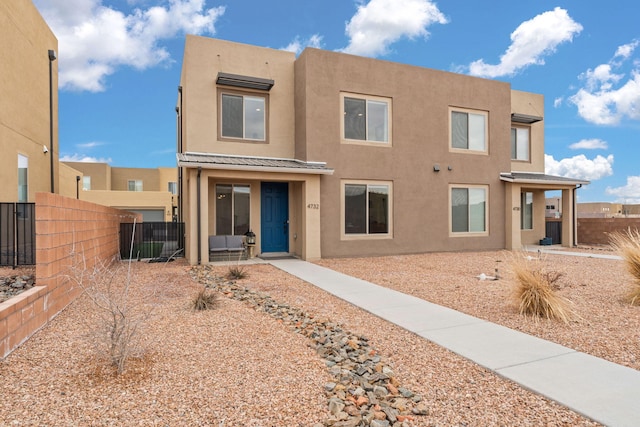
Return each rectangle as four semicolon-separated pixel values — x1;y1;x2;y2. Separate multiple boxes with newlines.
1;248;633;426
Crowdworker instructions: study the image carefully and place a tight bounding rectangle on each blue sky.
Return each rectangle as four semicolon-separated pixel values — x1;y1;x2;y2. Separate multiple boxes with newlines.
34;0;640;203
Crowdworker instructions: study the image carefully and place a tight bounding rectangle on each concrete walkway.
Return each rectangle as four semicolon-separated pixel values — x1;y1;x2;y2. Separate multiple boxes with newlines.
269;254;638;427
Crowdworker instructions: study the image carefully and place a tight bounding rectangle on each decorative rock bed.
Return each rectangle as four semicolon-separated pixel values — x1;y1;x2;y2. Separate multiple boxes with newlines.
0;274;36;303
194;266;428;427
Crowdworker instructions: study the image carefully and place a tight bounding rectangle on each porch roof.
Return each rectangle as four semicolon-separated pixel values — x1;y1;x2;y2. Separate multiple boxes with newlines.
500;172;590;186
177;152;334;175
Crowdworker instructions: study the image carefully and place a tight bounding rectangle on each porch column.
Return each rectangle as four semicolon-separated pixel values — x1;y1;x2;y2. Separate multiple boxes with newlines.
301;176;322;260
561;188;574;247
504;183;521;250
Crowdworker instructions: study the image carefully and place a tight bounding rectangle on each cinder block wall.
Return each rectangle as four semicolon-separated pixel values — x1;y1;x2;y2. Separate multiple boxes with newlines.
0;193;139;358
577;218;640;245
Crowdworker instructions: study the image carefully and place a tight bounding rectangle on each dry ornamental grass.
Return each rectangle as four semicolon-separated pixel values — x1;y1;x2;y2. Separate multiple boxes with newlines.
609;228;640;305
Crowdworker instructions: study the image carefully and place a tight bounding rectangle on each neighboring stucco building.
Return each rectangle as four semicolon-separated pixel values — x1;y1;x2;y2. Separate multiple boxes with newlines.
177;36;588;264
578;202;640;218
0;1;58;202
63;162;178;222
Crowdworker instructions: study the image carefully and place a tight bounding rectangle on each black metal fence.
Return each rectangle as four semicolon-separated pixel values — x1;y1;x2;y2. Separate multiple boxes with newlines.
120;222;185;260
0;203;36;267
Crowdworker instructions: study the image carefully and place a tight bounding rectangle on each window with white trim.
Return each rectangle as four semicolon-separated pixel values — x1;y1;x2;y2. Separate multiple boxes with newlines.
220;92;266;141
82;176;91;191
451;186;488;234
168;181;177;195
342;93;391;144
216;184;250;235
451;109;487;152
128;180;143;191
343;182;391;236
521;192;533;230
511;127;530;161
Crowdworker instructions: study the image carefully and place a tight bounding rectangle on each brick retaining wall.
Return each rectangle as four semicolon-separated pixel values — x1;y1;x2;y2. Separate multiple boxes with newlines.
577;217;640;245
0;193;139;358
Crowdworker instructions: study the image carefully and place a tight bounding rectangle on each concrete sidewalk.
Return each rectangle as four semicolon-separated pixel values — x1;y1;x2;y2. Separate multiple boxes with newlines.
269;257;639;427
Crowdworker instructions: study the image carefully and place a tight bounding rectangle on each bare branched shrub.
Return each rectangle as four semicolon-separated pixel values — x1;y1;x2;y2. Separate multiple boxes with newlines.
191;287;218;311
609;228;640;305
69;252;151;375
510;252;576;323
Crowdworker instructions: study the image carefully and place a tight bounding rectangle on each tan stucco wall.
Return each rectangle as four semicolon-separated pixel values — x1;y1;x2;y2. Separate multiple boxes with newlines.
63;162;112;190
0;1;58;201
295;48;513;257
111;167;160;191
510;90;545;173
58;163;82;199
180;36;296;159
80;190;173;220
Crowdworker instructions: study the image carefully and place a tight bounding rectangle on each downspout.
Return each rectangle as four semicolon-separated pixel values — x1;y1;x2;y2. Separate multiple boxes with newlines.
177;86;183;223
197;166;202;265
573;184;582;247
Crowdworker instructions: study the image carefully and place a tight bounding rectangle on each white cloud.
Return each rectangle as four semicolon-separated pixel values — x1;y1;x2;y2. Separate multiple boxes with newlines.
34;0;225;92
61;154;113;163
340;0;448;57
606;176;640;203
569;138;609;150
569;40;640;125
76;141;105;149
553;97;564;108
281;34;323;55
467;7;582;78
545;153;613;181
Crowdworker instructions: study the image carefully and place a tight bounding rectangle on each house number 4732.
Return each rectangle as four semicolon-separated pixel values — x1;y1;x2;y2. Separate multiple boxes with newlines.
307;203;320;209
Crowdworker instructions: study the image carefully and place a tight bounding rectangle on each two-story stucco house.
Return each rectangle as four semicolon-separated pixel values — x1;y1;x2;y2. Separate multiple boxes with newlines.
177;35;588;265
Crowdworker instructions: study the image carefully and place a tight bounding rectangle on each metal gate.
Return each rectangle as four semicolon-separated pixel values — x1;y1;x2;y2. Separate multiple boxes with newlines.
545;220;562;245
0;203;36;267
120;222;185;260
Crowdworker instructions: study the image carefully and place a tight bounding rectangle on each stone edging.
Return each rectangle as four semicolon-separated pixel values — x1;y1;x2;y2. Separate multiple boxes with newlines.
193;266;429;427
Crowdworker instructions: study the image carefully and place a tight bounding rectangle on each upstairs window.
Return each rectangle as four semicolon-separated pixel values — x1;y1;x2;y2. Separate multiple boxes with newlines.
128;180;143;191
342;93;391;144
82;176;91;191
511;127;530;161
168;181;177;195
451;109;487;152
220;93;266;141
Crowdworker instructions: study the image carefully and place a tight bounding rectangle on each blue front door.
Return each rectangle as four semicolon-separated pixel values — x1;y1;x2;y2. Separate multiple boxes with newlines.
261;182;289;253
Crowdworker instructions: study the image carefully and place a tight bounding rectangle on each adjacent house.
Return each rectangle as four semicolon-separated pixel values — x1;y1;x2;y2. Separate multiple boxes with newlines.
62;162;178;222
177;35;588;264
0;1;58;202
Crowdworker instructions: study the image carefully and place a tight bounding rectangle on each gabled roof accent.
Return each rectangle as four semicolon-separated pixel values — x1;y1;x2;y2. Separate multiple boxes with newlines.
216;72;274;91
511;113;543;124
177;152;333;175
500;172;589;186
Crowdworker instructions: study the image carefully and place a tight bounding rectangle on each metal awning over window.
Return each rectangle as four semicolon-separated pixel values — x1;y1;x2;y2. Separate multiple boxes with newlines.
216;72;274;91
511;113;543;124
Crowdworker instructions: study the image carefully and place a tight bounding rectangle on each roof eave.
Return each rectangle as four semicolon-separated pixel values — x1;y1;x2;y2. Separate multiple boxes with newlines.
177;160;334;175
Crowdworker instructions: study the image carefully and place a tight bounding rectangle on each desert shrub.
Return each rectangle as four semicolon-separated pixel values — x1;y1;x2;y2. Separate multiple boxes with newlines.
510;253;576;323
70;255;151;374
609;228;640;305
192;287;218;311
227;265;248;280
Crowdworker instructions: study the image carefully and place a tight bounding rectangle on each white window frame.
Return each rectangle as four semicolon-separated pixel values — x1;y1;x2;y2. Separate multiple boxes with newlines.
128;180;143;192
341;180;393;240
219;90;268;142
82;176;91;191
449;107;488;154
449;185;489;236
340;92;392;146
511;126;530;161
168;181;177;195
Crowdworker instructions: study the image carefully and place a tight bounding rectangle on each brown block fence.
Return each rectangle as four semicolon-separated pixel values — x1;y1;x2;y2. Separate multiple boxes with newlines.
577;217;640;245
0;193;140;359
